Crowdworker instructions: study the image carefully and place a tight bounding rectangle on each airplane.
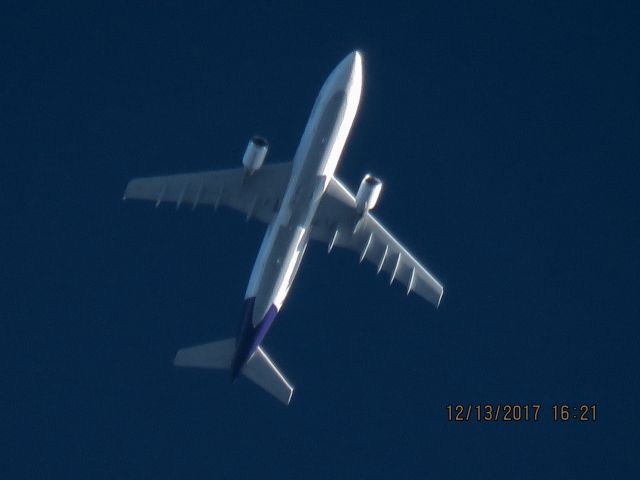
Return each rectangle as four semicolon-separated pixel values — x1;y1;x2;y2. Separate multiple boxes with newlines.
123;51;444;405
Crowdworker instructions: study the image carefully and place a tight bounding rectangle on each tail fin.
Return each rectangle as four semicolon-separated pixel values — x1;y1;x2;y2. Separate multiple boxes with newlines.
174;339;294;405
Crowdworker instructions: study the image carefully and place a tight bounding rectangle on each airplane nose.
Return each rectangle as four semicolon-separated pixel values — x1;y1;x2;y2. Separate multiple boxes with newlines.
329;50;363;89
340;50;362;76
317;50;364;109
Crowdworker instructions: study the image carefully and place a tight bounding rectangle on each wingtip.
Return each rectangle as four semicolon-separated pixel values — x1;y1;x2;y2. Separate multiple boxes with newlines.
173;347;191;367
172;350;182;367
436;288;444;309
123;179;134;201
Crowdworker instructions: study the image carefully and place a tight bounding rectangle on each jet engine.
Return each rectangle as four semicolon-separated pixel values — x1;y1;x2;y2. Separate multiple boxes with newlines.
356;174;382;215
242;135;269;174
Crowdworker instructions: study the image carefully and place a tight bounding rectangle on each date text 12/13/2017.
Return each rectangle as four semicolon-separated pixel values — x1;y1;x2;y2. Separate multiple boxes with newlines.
446;404;597;422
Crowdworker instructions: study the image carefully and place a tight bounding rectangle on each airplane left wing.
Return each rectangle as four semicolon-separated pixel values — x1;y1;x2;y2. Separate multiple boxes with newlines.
124;162;293;224
310;176;444;307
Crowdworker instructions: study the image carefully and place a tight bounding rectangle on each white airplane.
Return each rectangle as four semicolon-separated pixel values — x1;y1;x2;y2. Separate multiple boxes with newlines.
124;51;443;405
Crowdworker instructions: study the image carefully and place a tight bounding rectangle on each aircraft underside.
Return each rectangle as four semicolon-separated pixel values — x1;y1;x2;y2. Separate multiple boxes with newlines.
123;51;443;404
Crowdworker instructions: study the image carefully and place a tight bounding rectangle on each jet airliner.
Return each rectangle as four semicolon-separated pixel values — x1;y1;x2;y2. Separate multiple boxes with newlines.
124;51;444;404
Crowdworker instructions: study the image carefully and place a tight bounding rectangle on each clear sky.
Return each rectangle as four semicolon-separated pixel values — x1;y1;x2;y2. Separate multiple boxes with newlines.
3;1;639;478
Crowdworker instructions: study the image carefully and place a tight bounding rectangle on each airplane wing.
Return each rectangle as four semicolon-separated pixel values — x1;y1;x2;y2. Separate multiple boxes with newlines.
123;162;293;224
310;176;444;307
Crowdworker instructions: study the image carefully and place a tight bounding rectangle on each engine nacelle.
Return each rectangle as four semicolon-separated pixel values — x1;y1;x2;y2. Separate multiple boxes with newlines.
242;135;268;174
356;174;383;215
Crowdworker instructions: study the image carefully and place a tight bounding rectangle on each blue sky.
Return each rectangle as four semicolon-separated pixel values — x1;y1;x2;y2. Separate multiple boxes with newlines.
3;1;639;478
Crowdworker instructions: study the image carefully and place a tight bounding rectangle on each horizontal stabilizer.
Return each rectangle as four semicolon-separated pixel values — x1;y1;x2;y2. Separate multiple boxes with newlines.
174;338;235;369
243;347;294;405
174;339;294;405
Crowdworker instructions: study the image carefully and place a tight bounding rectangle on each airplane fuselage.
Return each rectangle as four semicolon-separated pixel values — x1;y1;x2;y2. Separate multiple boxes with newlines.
125;50;444;402
231;52;363;378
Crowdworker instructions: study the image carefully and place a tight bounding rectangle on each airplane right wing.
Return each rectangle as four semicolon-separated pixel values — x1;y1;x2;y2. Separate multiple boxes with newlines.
310;176;444;307
123;162;293;224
